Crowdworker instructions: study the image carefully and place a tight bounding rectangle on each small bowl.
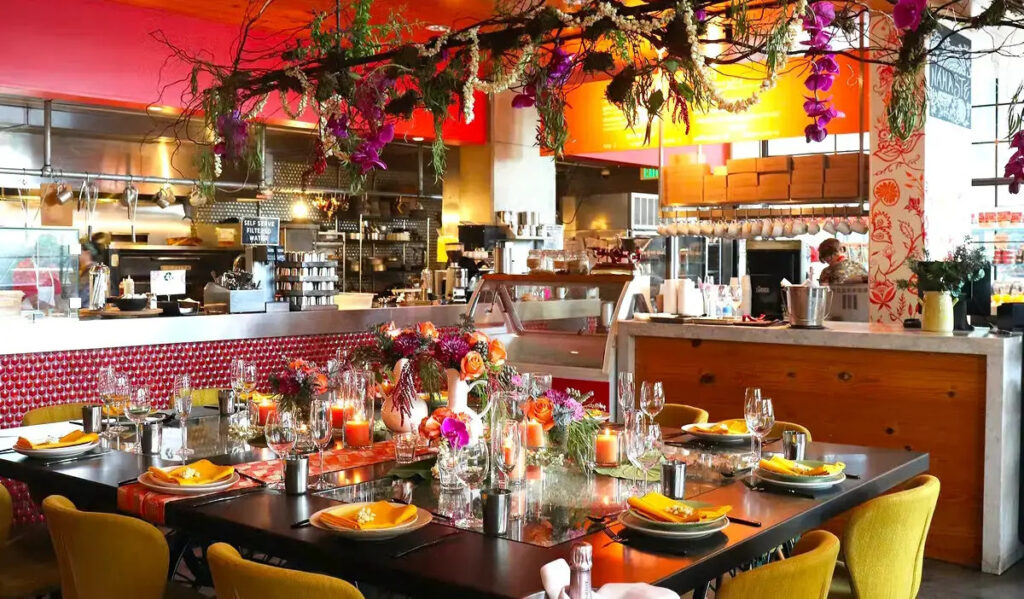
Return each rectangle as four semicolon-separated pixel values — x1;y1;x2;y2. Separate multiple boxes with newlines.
115;297;148;311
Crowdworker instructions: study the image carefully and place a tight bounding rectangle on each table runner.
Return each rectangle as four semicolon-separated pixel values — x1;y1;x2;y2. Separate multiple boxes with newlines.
118;478;261;525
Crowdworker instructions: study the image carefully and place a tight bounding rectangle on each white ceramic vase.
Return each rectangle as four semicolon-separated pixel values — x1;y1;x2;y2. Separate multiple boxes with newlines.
381;359;428;433
445;368;486;442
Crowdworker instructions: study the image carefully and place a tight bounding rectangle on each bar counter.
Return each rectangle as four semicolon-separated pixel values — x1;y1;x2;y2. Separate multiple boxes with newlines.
617;319;1023;574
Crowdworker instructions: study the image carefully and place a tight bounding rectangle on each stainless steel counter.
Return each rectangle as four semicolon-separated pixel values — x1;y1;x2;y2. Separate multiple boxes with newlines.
0;305;468;355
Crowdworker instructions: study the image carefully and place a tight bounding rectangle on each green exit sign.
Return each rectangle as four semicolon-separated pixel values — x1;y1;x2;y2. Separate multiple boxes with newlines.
640;167;659;180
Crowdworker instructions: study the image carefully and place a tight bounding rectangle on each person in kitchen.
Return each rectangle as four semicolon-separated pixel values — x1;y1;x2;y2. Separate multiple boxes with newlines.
818;238;868;285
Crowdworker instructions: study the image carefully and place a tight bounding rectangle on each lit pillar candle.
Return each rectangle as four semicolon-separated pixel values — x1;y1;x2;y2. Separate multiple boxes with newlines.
526;420;545;449
256;401;276;426
595;428;619;466
330;404;352;429
344;418;371;448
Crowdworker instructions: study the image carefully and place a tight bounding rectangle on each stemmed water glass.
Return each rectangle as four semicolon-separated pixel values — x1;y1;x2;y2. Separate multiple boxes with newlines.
96;367;118;438
638;424;664;493
126;386;152;454
172;373;194;459
457;439;489;527
496;420;522;490
309;399;334;490
107;372;131;433
743;387;763;454
265;411;297;491
617;372;634;418
231;358;257;404
744;396;775;462
624;411;646;495
640;381;665;420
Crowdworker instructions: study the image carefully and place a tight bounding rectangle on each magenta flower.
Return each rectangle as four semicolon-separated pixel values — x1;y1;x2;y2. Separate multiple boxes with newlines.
805;123;828;143
1011;131;1024;151
392;331;421;358
327;114;349;139
434;334;471;369
894;0;928;31
440;417;469;450
1006;151;1024;194
695;9;707;21
801;1;841;143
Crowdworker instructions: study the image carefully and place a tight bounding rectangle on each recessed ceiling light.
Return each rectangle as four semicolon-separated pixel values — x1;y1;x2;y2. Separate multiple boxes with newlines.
425;24;449;33
412;136;425;142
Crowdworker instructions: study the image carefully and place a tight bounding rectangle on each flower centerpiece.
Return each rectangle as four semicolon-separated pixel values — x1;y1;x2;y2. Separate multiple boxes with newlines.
268;358;328;417
419;407;472;490
897;240;988;332
522;387;601;470
352;318;515;433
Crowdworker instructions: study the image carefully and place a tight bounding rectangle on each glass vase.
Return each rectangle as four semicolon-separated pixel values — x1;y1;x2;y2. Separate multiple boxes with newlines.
437;443;465;491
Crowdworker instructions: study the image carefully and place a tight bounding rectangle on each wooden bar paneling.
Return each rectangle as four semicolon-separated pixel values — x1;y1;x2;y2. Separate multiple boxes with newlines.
634;336;986;566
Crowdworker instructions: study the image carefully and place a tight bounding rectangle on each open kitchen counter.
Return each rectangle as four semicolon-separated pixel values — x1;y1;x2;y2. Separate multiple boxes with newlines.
617;319;1023;574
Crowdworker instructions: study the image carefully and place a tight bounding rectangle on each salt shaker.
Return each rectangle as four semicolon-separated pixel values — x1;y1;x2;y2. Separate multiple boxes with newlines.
566;542;593;599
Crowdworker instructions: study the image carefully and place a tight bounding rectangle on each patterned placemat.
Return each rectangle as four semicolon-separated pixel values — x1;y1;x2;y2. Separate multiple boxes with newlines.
117;477;260;525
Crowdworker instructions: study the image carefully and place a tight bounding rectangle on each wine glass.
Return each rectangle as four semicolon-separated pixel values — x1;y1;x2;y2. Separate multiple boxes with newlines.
617;372;634;418
729;282;743;316
172;374;194;459
623;412;647;495
309;399;334;490
125;386;152;454
232;358;257;404
745;397;775;462
743;387;763;454
496;420;522;490
640;381;665;420
265;411;297;491
107;372;131;433
458;439;489;528
96;367;117;438
638;425;663;493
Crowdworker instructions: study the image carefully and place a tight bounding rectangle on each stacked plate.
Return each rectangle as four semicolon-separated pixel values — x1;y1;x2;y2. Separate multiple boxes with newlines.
13;440;100;460
618;501;730;540
682;423;753;445
309;502;433;540
137;469;240;495
754;460;846;491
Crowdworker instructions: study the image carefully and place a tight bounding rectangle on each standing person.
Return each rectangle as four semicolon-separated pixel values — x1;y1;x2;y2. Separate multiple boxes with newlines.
817;238;867;285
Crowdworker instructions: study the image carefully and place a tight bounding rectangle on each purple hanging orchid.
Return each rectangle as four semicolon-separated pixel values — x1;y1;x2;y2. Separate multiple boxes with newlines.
512;46;575;110
801;1;842;143
440;416;469;450
1007;130;1024;194
214;110;249;159
327;113;349;139
893;0;928;32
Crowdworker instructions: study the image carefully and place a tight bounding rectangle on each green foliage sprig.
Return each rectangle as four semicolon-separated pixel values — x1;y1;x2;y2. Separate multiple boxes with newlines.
897;240;989;297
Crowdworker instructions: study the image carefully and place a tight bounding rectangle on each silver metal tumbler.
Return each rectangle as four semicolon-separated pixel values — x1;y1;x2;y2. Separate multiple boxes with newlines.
482;487;510;536
782;431;807;461
284;455;309;495
82;405;103;434
218;389;236;415
661;461;687;500
140;422;162;454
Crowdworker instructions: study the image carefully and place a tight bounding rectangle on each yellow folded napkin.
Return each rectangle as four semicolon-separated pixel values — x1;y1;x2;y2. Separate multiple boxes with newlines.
319;501;418;530
692;420;749;435
627;492;731;524
15;430;98;450
147;460;235;486
758;454;845;477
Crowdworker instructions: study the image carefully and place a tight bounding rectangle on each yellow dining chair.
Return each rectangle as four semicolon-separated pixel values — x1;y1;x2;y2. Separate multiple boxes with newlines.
190;388;220;408
723;418;813;441
0;484;60;598
21;402;95;426
655;404;710;428
42;495;205;599
829;475;940;599
718;530;840;599
208;542;364;599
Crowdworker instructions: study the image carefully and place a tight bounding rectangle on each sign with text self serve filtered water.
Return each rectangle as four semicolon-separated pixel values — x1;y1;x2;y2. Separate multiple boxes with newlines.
241;217;280;246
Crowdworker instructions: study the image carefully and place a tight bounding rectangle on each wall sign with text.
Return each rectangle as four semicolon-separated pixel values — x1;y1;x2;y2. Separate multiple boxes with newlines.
241;217;280;246
927;27;971;129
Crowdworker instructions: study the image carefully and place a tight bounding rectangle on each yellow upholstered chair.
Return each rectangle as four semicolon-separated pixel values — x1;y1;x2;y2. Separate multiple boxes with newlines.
21;402;95;426
829;475;940;599
191;388;220;408
42;495;204;599
208;542;364;599
718;530;840;599
723;418;813;441
0;484;60;598
655;404;710;428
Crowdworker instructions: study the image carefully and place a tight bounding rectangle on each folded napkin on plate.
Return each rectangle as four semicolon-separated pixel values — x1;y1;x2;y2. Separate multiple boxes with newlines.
759;454;845;477
319;501;418;530
147;460;235;486
691;421;748;435
15;430;98;450
542;559;680;599
627;492;731;524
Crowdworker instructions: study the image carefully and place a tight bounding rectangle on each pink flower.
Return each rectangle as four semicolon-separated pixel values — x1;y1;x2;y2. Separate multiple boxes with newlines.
805;123;828;143
893;0;928;31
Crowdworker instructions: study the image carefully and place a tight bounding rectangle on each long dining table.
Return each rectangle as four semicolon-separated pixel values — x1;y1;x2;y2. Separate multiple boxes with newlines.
0;410;929;598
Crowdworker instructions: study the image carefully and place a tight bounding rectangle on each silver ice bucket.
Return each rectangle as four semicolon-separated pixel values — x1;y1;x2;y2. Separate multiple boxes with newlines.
783;286;832;328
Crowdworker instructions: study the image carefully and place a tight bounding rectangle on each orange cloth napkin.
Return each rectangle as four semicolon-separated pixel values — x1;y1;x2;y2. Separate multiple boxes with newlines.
758;454;845;477
319;501;418;530
147;460;235;486
14;430;98;450
692;421;749;435
628;492;731;524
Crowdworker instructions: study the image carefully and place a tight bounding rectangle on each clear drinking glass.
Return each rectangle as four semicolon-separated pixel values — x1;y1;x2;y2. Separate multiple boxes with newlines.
743;387;763;454
232;358;257;405
638;425;664;493
265;410;297;491
126;386;152;454
640;381;665;419
745;397;775;462
108;372;131;433
172;373;194;459
617;372;634;418
497;420;522;490
394;432;419;464
458;439;489;490
96;367;117;437
309;399;334;490
524;373;552;398
623;412;646;495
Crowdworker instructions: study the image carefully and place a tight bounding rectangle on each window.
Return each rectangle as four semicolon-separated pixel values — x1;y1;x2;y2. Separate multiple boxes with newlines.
972;78;1024;206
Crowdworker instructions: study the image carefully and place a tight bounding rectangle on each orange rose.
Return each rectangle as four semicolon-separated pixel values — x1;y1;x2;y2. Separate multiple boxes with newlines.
524;398;555;431
488;339;507;366
417;321;438;339
379;321;401;338
464;331;489;347
312;373;328;394
460;351;486;380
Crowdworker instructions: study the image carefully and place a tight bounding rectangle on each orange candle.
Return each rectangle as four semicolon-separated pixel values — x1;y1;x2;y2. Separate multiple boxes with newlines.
526;420;545;448
502;439;526;481
256;401;276;426
344;419;371;448
330;404;353;428
595;428;619;466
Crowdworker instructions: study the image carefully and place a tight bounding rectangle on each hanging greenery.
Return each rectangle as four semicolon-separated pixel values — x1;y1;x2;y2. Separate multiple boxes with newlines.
161;0;1024;195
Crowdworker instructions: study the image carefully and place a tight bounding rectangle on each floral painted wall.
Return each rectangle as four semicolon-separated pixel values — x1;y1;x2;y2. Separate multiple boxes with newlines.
868;18;926;323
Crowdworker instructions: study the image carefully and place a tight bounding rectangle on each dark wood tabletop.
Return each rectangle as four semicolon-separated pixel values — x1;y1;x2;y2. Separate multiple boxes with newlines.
0;419;929;599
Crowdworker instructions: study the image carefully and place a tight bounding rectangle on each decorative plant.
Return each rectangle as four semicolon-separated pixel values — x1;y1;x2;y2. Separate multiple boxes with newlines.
161;0;1024;198
897;240;989;297
268;358;328;415
523;387;602;470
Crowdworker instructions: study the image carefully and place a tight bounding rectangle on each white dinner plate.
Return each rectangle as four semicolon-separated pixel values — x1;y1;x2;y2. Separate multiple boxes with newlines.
618;511;729;540
14;440;100;460
681;423;753;444
137;471;240;495
754;469;846;490
309;503;433;540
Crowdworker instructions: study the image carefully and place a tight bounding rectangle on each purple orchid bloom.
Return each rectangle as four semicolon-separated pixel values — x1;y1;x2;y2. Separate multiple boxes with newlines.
814;55;840;74
805;73;835;92
440;417;469;450
805;122;829;143
894;0;928;31
327;114;349;139
695;9;707;22
350;144;386;174
1011;131;1024;151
